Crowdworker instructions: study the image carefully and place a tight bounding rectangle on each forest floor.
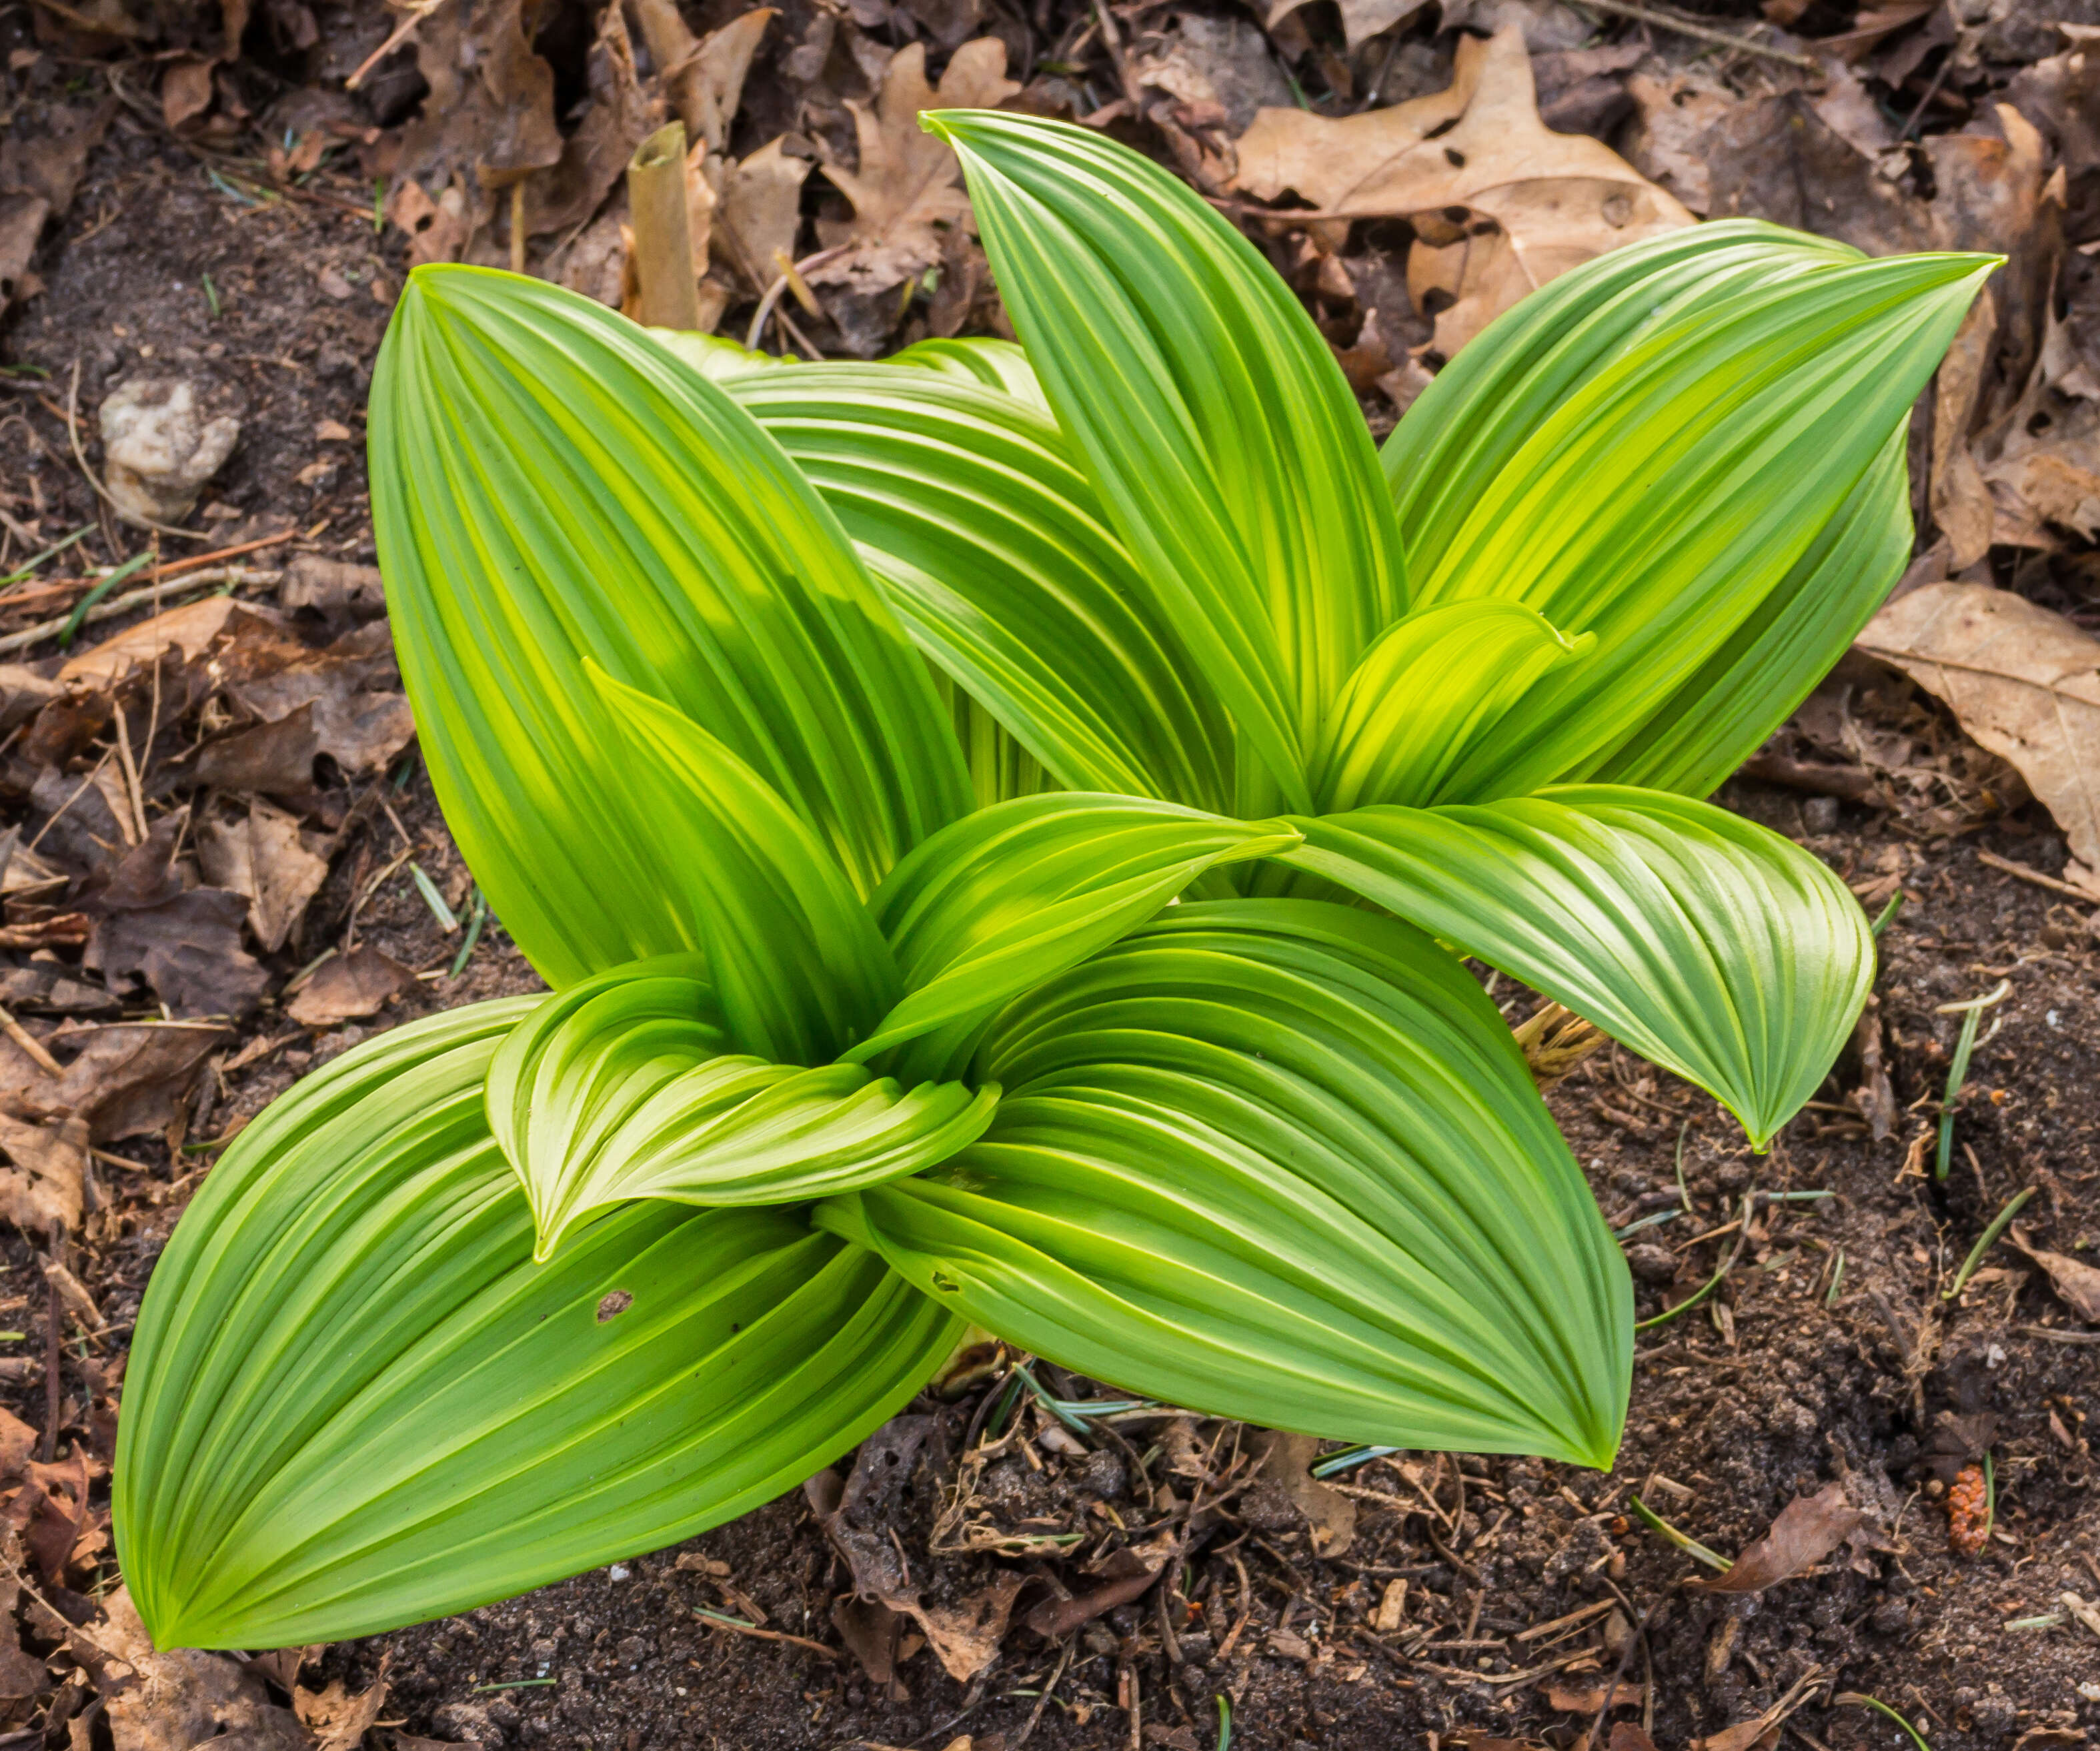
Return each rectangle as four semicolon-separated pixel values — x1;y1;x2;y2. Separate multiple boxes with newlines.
1;0;2097;1747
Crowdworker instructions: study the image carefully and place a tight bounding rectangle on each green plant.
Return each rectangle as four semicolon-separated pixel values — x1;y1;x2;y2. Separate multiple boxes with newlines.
113;111;1991;1650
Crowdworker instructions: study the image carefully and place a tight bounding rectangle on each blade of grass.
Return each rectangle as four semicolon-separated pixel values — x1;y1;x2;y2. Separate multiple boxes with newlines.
1943;1186;2036;1301
0;524;94;590
1825;1245;1846;1307
1935;978;2009;1181
1836;1693;1933;1751
1216;1694;1232;1751
1636;1191;1753;1331
1870;890;1904;937
448;888;487;976
1627;1494;1730;1572
1312;1443;1402;1478
57;551;153;646
409;861;460;933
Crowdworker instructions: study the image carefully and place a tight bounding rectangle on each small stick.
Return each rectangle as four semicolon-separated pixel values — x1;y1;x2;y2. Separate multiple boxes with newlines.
1974;848;2095;903
627;122;704;332
1573;0;1818;67
39;1263;60;1464
689;1605;840;1661
346;0;454;89
0;1005;61;1077
0;568;275;657
509;181;528;276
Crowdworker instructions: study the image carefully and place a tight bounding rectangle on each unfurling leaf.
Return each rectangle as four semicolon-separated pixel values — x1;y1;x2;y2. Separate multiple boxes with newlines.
486;956;998;1256
115;1004;958;1648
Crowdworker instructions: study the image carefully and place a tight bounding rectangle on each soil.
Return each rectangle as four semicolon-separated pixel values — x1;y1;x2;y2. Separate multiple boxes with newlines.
1;1;2097;1749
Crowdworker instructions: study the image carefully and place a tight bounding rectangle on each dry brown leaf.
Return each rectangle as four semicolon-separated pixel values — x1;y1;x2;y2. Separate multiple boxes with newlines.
520;0;652;241
1248;1430;1356;1558
56;596;245;690
1858;584;2100;895
159;57;215;129
0;1112;85;1239
1267;0;1430;51
912;1572;1024;1682
707;136;813;297
1930;287;1999;569
98;1587;309;1751
2009;1223;2100;1322
195;803;331;953
29;1023;231;1143
1232;27;1692;355
813;40;1019;296
1622;70;1744;214
1692;1482;1865;1594
288;945;412;1028
293;1668;388;1751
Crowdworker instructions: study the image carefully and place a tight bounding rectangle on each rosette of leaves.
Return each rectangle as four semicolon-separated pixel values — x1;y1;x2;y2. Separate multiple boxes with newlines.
114;112;1991;1650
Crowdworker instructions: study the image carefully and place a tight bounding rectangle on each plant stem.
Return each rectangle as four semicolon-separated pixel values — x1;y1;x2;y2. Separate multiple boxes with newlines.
1944;1186;2035;1300
628;121;704;332
1627;1494;1730;1572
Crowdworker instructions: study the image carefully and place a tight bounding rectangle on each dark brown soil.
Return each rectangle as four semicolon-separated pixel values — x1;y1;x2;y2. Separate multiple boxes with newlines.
1;2;2097;1749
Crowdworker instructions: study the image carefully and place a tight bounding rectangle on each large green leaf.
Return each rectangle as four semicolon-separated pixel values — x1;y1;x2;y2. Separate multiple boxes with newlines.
928;110;1408;813
487;956;997;1257
1591;425;1910;796
590;666;899;1064
722;362;1234;810
890;336;1049;409
370;265;970;987
115;1003;958;1649
1309;601;1592;812
1386;220;1861;578
1384;239;1993;801
851;794;1301;1077
820;902;1630;1466
1285;788;1874;1147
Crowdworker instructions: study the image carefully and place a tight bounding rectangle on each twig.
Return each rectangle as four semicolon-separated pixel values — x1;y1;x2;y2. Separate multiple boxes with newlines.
0;1005;61;1077
0;569;274;658
1572;0;1817;67
1012;1637;1074;1747
346;0;455;89
65;362;215;543
689;1606;840;1660
1974;848;2096;903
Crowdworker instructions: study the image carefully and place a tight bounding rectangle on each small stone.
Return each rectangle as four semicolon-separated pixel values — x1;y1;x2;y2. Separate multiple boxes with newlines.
97;377;239;528
1802;795;1839;834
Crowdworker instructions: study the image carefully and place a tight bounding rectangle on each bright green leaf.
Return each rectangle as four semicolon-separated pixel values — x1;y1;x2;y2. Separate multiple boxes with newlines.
1309;600;1593;812
589;664;900;1064
1388;236;1993;800
115;1002;958;1649
487;956;998;1257
820;902;1629;1466
890;336;1049;409
722;362;1234;810
928;110;1408;812
1285;788;1875;1147
851;794;1301;1075
370;265;970;986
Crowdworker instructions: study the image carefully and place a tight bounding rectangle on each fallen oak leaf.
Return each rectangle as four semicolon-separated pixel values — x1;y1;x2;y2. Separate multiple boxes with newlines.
812;39;1020;298
1691;1481;1865;1594
1857;584;2100;897
285;945;412;1029
293;1661;389;1751
2009;1223;2100;1322
1232;27;1692;357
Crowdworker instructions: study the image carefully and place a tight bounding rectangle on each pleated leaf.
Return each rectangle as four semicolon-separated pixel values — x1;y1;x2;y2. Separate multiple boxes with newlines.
1386;243;1994;801
370;265;970;986
590;665;900;1064
1285;788;1874;1147
819;902;1629;1466
722;362;1234;810
852;794;1302;1076
1310;601;1593;813
115;1002;958;1650
929;110;1408;812
487;956;997;1257
890;336;1050;409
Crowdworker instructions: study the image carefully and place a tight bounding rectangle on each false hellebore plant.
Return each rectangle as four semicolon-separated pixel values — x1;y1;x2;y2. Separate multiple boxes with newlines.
113;113;1990;1648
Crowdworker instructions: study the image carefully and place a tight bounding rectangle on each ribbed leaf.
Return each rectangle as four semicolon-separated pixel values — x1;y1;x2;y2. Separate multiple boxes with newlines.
591;666;900;1064
487;956;997;1257
1386;243;1993;800
370;265;970;986
852;794;1302;1076
115;1003;958;1649
722;363;1233;810
890;336;1049;409
1285;788;1874;1147
1385;222;1914;800
819;902;1629;1466
1591;426;1910;796
1310;601;1592;812
1386;221;1860;579
929;110;1408;812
